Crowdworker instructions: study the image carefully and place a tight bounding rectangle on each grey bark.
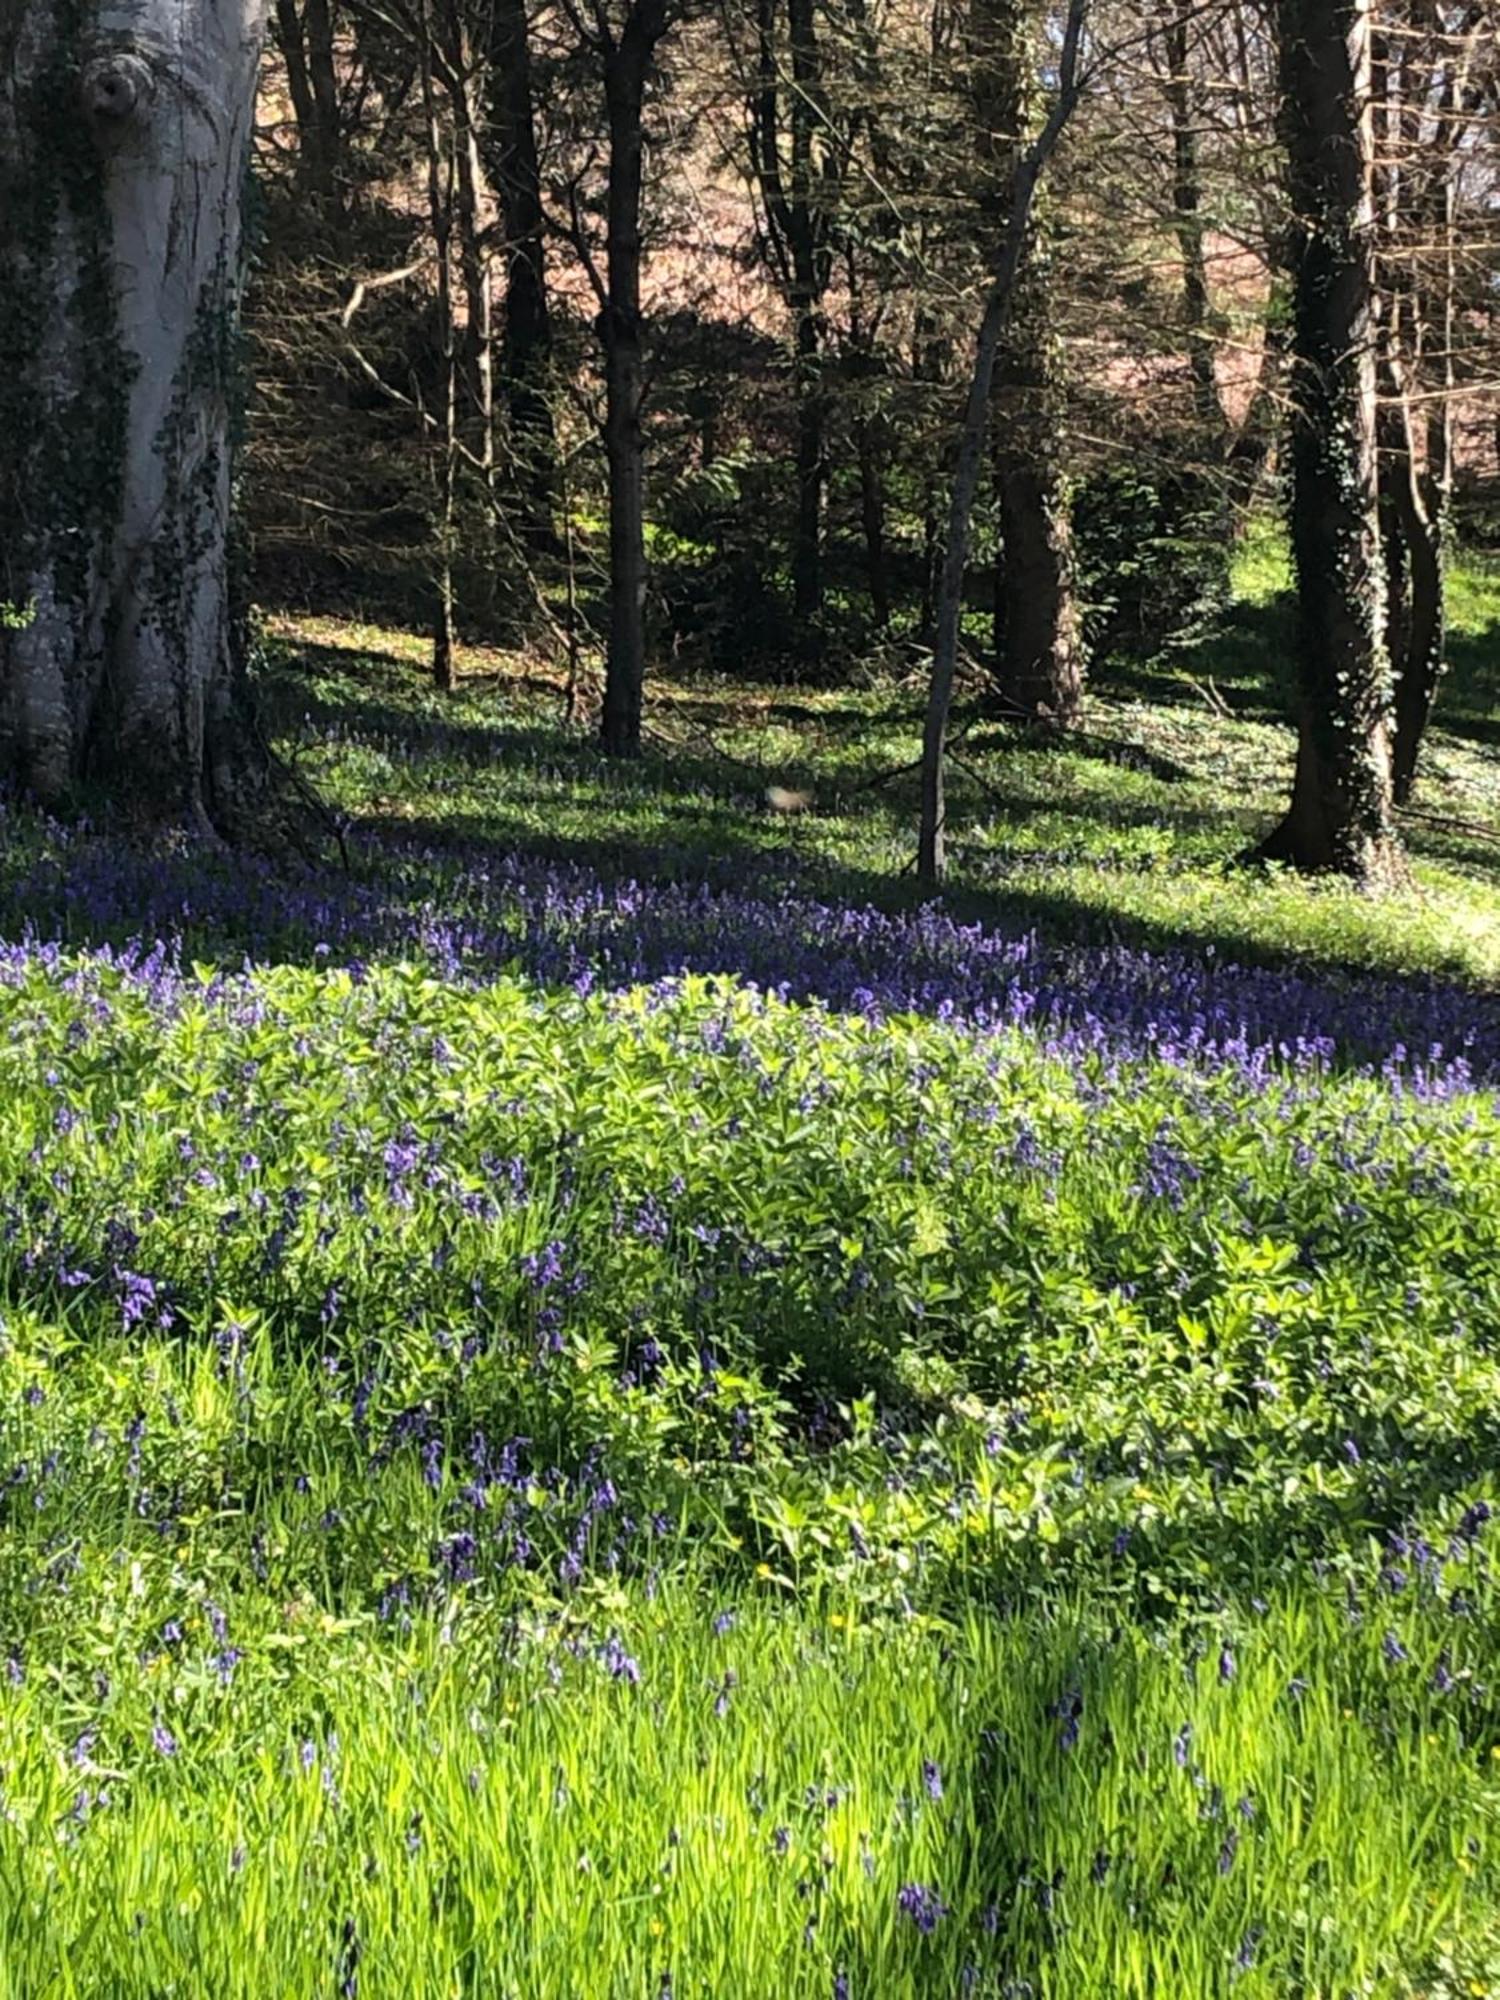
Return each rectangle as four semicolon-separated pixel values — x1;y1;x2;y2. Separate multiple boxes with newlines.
0;0;269;827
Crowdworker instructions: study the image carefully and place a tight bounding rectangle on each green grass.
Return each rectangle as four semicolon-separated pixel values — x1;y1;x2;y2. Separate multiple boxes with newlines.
3;956;1500;1994
2;535;1499;1994
263;532;1500;983
5;1591;1498;1998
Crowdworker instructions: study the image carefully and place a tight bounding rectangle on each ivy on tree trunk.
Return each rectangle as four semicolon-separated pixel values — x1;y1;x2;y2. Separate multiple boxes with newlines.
0;0;269;831
1259;0;1406;887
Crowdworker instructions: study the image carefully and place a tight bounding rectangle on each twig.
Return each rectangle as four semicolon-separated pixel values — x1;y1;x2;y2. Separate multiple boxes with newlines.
1176;672;1235;719
1397;803;1500;845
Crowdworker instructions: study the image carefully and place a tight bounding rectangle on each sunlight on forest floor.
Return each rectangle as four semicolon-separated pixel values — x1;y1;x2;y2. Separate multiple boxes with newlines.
262;538;1500;984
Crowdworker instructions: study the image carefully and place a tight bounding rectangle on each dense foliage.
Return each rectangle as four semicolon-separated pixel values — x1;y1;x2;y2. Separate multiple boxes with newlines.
3;588;1500;1990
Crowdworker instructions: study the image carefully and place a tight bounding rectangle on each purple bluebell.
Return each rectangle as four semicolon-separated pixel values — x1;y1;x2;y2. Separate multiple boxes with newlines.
897;1882;948;1933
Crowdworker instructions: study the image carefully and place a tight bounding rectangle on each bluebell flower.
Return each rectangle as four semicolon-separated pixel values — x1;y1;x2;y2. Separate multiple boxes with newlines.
897;1882;948;1933
601;1635;641;1685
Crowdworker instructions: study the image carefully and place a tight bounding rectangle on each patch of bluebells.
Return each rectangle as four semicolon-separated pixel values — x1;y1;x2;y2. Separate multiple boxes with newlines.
1;802;1497;1091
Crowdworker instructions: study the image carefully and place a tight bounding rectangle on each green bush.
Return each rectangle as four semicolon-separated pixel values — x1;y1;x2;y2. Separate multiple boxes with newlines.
1074;466;1234;667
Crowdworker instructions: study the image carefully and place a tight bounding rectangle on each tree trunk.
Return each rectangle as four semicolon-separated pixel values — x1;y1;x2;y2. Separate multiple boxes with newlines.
304;0;340;201
749;0;831;638
787;0;828;632
994;445;1082;722
599;5;666;758
1388;18;1457;806
443;14;495;479
856;409;890;630
918;0;1088;883
791;302;826;629
913;307;948;648
1389;408;1445;805
489;0;556;542
1161;0;1226;446
1225;300;1287;511
0;0;269;828
420;0;459;692
1259;0;1405;886
977;0;1083;727
272;0;341;205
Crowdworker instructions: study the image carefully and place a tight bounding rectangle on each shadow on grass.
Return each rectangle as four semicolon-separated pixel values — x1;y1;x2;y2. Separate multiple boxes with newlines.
263;632;1495;978
4;626;1495;1021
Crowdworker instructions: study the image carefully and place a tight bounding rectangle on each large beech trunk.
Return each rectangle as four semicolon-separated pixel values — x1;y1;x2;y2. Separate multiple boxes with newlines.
0;0;268;827
1259;0;1405;886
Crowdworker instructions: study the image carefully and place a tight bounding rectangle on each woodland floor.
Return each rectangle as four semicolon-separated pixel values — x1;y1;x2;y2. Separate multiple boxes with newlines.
262;526;1500;985
1;538;1499;1997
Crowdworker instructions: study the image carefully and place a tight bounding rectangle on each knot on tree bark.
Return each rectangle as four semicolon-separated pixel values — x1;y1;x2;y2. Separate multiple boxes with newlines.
81;54;155;131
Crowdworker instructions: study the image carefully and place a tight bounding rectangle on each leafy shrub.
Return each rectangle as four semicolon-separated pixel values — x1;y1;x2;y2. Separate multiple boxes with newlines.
1073;466;1234;667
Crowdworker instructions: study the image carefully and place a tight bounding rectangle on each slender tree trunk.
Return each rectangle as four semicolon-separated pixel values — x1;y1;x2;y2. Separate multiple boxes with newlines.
750;0;830;636
273;0;341;204
490;0;557;541
420;0;458;693
856;410;890;630
1390;401;1445;804
918;0;1088;882
1162;0;1225;444
274;0;321;178
845;248;891;632
1390;22;1457;805
1258;0;1405;885
791;302;826;628
1225;298;1288;509
439;16;494;479
977;0;1083;726
0;0;269;828
1395;379;1451;805
1373;26;1414;787
305;0;340;200
600;6;666;757
913;309;948;647
787;0;828;630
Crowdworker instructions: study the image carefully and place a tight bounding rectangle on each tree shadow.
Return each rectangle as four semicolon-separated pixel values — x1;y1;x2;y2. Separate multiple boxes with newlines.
4;629;1497;1084
1441;614;1500;747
